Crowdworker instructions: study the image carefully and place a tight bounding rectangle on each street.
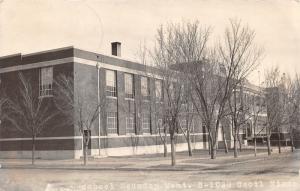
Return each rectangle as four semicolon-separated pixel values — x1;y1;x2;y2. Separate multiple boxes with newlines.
0;149;299;191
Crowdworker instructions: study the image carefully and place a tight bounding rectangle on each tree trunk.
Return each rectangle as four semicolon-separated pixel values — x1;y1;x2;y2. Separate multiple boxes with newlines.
254;136;257;157
222;125;228;154
170;135;176;166
83;135;88;166
237;133;242;152
163;140;168;157
253;126;257;157
233;134;238;158
83;142;87;166
84;142;88;165
187;131;192;157
267;135;271;156
290;130;295;152
208;132;212;155
277;131;281;154
208;138;211;155
210;140;217;159
32;135;35;165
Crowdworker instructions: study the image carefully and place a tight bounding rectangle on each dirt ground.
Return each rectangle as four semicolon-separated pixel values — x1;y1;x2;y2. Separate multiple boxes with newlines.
0;149;299;191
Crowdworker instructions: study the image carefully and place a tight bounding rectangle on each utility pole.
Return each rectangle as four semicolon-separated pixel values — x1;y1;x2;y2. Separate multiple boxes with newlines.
96;56;101;156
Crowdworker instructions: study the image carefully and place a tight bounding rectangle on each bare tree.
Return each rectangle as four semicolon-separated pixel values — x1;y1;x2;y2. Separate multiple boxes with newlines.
5;73;58;165
220;116;231;153
220;19;263;158
285;74;300;152
54;74;105;165
249;86;266;157
150;19;262;161
151;23;189;166
187;19;262;159
189;55;224;159
159;21;212;158
0;88;8;129
156;106;168;157
179;96;196;157
264;67;286;155
227;80;264;158
135;40;169;157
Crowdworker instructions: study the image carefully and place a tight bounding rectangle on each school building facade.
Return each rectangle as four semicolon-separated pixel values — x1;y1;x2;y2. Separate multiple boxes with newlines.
0;43;209;159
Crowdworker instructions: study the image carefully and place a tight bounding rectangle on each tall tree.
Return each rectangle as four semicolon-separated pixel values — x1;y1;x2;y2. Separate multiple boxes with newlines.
54;74;105;165
264;67;286;155
5;73;58;165
151;23;191;166
135;40;169;157
187;19;262;159
220;19;263;158
285;74;300;152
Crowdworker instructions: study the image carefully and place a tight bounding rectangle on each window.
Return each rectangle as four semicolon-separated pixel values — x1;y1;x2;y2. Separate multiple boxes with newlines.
39;67;53;97
142;113;151;133
106;70;117;97
190;104;196;113
155;80;162;101
141;76;149;99
169;83;174;99
155;118;163;134
190;120;195;133
125;73;134;99
126;114;136;134
107;112;118;134
180;119;187;131
182;103;188;112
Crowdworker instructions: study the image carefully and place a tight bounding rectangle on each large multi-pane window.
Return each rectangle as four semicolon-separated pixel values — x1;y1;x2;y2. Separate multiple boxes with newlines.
107;112;118;134
155;80;162;101
39;67;53;97
125;73;134;99
106;70;117;97
142;113;151;133
126;113;136;134
141;76;149;99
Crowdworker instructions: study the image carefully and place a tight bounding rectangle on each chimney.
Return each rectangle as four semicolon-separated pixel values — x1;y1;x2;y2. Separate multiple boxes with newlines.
111;42;121;57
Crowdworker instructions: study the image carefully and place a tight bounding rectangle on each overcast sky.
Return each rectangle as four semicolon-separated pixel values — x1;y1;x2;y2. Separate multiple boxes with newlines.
0;0;299;84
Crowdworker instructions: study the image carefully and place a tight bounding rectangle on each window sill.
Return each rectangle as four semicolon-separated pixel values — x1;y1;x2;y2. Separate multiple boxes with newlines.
125;98;135;101
106;96;117;99
107;133;119;137
39;95;53;99
126;133;136;136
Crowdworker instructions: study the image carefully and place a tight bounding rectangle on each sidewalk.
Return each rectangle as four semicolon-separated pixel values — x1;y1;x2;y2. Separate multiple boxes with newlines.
0;148;293;171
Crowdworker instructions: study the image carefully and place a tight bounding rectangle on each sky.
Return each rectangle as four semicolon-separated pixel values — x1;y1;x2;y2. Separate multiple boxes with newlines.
0;0;299;85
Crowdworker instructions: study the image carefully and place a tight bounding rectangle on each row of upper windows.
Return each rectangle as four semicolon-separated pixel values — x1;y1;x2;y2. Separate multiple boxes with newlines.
38;67;163;101
105;69;163;100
